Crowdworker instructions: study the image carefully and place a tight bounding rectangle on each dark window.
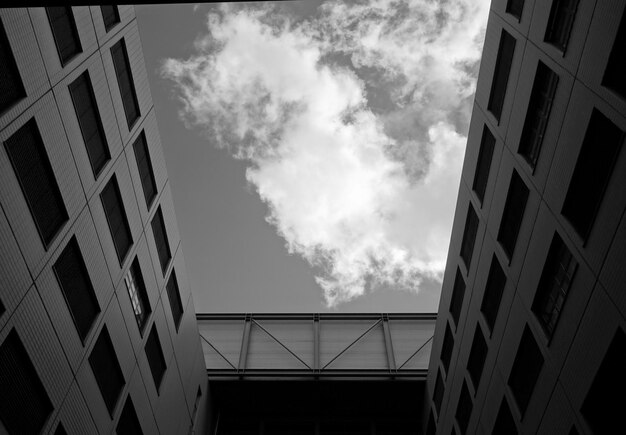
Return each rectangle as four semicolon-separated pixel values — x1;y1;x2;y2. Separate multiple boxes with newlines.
116;396;143;435
4;118;68;248
473;126;496;204
441;322;455;375
480;255;507;334
101;176;133;265
111;39;140;128
603;8;626;100
569;427;579;435
581;328;625;434
151;206;171;274
69;71;110;177
519;62;559;169
426;410;436;435
55;423;67;435
532;233;576;338
46;7;81;66
0;298;4;317
506;0;524;20
0;329;53;435
0;19;26;113
460;205;479;270
166;270;184;331
145;324;167;391
488;30;516;122
492;398;517;435
449;268;466;328
89;326;125;416
132;132;157;208
467;325;488;390
124;258;151;335
545;0;579;53
497;170;529;260
100;6;120;32
508;326;543;416
433;370;445;415
53;237;100;343
455;382;473;435
562;109;624;241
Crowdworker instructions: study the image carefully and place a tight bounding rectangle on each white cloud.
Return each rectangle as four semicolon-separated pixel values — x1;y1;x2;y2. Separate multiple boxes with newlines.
162;0;489;306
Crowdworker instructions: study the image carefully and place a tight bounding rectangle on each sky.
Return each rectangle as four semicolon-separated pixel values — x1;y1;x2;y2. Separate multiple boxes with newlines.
135;0;490;313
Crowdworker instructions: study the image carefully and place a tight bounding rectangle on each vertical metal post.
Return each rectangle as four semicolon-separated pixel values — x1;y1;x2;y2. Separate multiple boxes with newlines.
382;314;396;374
238;314;252;375
314;313;320;376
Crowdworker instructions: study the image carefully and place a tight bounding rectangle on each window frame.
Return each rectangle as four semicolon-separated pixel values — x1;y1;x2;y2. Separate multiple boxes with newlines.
110;38;141;129
488;30;516;123
0;18;26;113
497;170;529;261
88;326;125;417
100;175;134;266
46;7;82;66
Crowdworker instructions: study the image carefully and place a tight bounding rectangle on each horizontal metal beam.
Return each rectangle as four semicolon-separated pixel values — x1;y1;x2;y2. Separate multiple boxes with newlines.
206;369;428;379
197;313;437;321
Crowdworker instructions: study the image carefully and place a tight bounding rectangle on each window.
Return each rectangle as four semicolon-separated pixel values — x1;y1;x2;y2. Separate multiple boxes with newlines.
472;126;496;204
124;258;151;335
0;329;53;435
460;205;479;270
132;132;157;208
166;270;184;331
449;268;466;328
53;237;100;343
497;170;529;260
441;322;454;375
111;39;140;128
544;0;579;53
0;298;4;317
151;206;171;274
0;19;26;113
508;326;543;416
101;176;133;265
506;0;524;20
488;30;516;122
455;382;473;435
46;7;81;66
480;255;506;334
603;8;626;100
433;369;445;415
561;109;624;241
69;71;110;177
54;423;67;435
145;324;167;391
519;62;559;169
89;326;125;416
117;396;143;435
100;6;120;32
4;118;68;248
426;410;436;435
532;233;576;338
492;398;517;435
467;325;488;391
581;328;625;434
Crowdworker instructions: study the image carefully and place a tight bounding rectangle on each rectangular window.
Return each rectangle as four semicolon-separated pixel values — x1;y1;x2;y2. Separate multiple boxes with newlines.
460;205;479;270
54;423;67;435
426;409;436;435
0;19;26;113
472;126;496;204
124;258;151;335
53;237;100;343
497;170;529;260
603;9;626;100
449;268;466;328
0;298;4;317
166;270;184;331
145;324;167;391
532;233;576;338
4;118;68;248
544;0;579;53
506;0;524;20
89;326;125;416
455;381;473;435
69;71;110;177
441;322;455;375
492;398;517;435
46;7;82;66
480;255;507;334
132;132;157;208
433;369;445;415
117;396;143;435
519;62;559;169
101;176;133;265
562;109;624;241
581;328;624;434
151;206;172;274
111;39;140;128
0;329;53;435
508;326;543;416
467;325;488;390
488;30;516;123
100;6;120;32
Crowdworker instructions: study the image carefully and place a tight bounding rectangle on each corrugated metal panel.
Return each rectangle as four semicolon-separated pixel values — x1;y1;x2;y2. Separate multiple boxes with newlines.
247;321;313;370
390;319;435;369
198;320;242;369
320;320;386;369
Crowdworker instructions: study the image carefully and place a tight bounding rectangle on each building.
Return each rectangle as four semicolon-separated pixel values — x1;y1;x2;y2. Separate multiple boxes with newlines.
425;0;626;434
0;7;206;434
